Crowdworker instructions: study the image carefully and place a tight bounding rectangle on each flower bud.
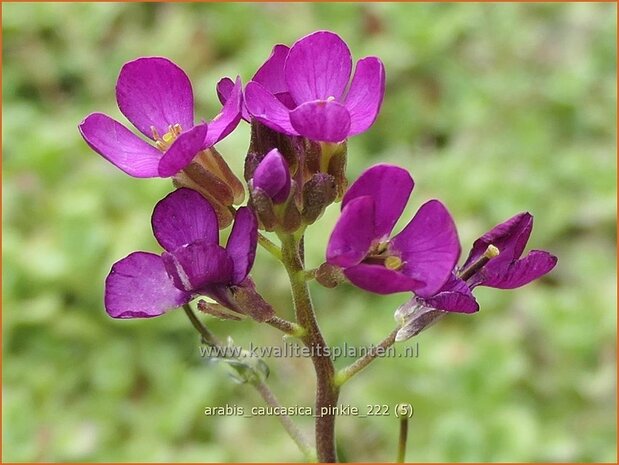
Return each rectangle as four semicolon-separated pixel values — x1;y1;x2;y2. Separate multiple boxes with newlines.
325;144;348;200
246;120;300;179
252;149;291;204
280;190;302;233
315;262;346;288
301;138;322;177
249;188;278;231
302;173;337;224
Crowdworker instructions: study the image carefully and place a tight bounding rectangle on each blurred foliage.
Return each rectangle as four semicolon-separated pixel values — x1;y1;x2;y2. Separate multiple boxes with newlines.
2;2;617;462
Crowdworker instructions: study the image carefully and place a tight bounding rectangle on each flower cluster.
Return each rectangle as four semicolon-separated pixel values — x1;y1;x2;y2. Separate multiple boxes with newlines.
79;30;556;335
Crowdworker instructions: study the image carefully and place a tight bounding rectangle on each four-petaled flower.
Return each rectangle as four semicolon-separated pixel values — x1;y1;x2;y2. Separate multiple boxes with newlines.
105;188;258;319
417;212;559;314
79;57;242;178
326;164;460;295
236;30;385;143
394;212;558;341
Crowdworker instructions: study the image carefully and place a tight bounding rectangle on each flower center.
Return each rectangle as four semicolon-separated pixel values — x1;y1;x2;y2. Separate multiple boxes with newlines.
364;241;405;271
384;256;403;271
152;124;182;151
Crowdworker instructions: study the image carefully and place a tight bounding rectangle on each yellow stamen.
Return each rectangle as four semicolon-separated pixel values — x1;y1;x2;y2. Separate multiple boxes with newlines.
484;244;500;259
385;256;404;271
151;124;183;152
171;123;182;136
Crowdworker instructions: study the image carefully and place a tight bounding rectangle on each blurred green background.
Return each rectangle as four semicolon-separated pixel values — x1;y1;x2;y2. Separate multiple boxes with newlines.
3;2;617;462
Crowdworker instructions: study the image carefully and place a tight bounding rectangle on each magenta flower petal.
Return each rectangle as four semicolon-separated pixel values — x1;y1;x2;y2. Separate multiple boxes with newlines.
422;274;479;313
204;76;243;148
157;123;208;177
245;81;296;135
342;164;414;239
326;196;376;268
344;263;424;295
105;252;191;319
225;207;258;284
78;113;162;178
151;188;219;252
253;44;290;96
481;250;557;289
289;100;351;142
284;31;352;103
463;212;533;269
216;77;235;106
391;200;460;298
116;57;194;139
162;241;234;292
252;149;291;203
218;77;251;121
345;57;386;136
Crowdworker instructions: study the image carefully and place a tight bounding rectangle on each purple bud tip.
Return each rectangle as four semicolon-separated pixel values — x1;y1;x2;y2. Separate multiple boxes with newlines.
252;149;291;204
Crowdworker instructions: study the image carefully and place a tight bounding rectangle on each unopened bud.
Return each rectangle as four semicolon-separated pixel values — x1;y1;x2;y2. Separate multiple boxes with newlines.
326;146;348;200
247;121;300;178
249;187;278;231
244;152;263;182
252;149;291;204
280;194;302;233
302;139;322;177
302;173;337;224
315;262;346;288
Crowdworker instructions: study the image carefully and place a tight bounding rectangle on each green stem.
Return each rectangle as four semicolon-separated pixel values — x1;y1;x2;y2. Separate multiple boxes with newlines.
182;304;220;346
253;378;317;461
302;268;318;282
258;232;283;260
397;416;409;463
280;233;339;463
266;315;306;338
335;328;399;386
182;304;312;458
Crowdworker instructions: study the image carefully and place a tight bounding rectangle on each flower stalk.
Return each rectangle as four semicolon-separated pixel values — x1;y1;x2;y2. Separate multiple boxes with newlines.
266;315;306;338
397;415;409;463
335;328;399;387
253;379;317;461
257;232;283;260
183;303;314;459
280;233;339;463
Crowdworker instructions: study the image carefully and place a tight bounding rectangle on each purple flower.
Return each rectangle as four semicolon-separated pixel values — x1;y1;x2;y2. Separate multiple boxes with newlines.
326;164;460;295
105;188;257;319
218;44;292;122
251;149;291;204
79;57;242;178
415;212;559;315
238;31;385;143
395;213;558;340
